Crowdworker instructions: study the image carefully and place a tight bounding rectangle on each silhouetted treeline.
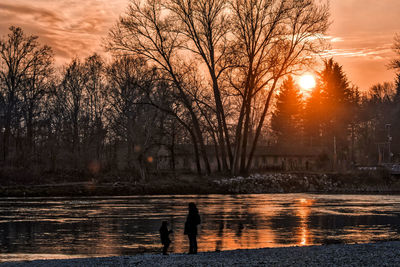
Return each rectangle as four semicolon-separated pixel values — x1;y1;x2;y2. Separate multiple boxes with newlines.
271;60;400;168
0;0;332;180
0;1;399;182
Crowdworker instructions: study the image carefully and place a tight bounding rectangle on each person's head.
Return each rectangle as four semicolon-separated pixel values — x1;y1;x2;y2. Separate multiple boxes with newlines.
161;220;168;227
188;202;197;213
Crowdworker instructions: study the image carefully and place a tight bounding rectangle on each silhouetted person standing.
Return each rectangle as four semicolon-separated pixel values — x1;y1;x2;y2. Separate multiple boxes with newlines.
184;202;201;254
159;221;173;255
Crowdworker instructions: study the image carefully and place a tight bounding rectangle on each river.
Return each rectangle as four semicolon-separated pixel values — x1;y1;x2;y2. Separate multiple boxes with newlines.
1;194;400;262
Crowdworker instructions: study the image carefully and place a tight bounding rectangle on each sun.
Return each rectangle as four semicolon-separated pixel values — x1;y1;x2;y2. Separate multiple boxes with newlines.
299;74;316;90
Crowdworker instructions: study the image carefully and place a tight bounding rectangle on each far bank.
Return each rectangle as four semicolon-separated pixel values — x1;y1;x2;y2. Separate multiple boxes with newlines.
1;170;400;197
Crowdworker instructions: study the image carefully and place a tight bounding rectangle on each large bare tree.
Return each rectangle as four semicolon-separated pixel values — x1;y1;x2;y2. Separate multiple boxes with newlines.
0;26;53;161
82;54;107;161
228;0;329;173
106;56;156;174
166;0;234;171
108;0;212;174
58;58;88;166
108;0;329;175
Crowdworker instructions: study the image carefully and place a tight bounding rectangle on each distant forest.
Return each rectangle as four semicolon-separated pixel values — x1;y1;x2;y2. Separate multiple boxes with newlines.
1;0;400;181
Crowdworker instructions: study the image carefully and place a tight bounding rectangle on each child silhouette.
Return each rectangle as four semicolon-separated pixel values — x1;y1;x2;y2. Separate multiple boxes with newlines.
159;220;173;255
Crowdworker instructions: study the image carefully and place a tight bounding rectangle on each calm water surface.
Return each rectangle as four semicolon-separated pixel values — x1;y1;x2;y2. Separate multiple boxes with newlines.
1;194;400;262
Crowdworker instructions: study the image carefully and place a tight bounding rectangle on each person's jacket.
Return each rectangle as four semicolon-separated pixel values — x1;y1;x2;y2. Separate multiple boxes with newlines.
184;211;201;235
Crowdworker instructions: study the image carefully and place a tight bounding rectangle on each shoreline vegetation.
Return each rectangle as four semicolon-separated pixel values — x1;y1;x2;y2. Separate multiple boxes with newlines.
1;170;400;197
2;241;400;266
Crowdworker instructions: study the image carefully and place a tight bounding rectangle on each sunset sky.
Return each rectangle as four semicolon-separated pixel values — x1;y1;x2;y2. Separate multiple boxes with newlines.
0;0;399;91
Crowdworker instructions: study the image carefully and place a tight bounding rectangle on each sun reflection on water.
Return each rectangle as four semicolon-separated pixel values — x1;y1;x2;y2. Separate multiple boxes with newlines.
296;198;314;246
1;194;400;262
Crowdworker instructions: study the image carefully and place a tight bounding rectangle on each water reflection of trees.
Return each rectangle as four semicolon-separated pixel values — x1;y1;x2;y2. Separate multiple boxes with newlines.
2;196;400;258
308;214;400;244
0;198;173;256
199;196;274;251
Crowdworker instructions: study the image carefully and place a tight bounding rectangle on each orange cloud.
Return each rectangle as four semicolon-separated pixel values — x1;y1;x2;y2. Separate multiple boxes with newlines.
0;0;127;63
0;3;63;24
326;0;400;89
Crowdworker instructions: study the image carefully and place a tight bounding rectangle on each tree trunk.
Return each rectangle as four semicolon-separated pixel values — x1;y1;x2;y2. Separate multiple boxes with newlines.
127;116;134;170
170;126;176;172
211;77;229;171
191;113;211;175
232;62;254;175
26;110;34;156
245;86;275;173
231;94;248;175
3;124;10;162
2;109;13;162
239;98;251;174
211;132;221;172
187;129;201;175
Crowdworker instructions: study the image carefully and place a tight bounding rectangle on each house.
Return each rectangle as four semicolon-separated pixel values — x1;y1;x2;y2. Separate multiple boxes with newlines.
157;144;325;172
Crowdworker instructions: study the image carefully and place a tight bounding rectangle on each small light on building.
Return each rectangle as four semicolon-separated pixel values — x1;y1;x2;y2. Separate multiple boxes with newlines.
88;160;101;174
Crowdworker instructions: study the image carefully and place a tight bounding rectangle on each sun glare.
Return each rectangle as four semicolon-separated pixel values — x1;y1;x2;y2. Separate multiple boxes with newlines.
299;74;316;90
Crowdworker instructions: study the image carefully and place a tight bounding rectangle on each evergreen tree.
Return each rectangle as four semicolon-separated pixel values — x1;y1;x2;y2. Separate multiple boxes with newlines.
303;83;325;146
391;73;400;154
320;59;352;106
271;76;303;146
303;59;360;166
320;59;353;147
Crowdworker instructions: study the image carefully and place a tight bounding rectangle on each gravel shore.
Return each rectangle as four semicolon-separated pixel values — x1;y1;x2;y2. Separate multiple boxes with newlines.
2;241;400;267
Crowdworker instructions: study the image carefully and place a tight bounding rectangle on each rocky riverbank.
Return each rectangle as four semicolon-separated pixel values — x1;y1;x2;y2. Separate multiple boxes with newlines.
213;172;400;194
2;241;400;266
